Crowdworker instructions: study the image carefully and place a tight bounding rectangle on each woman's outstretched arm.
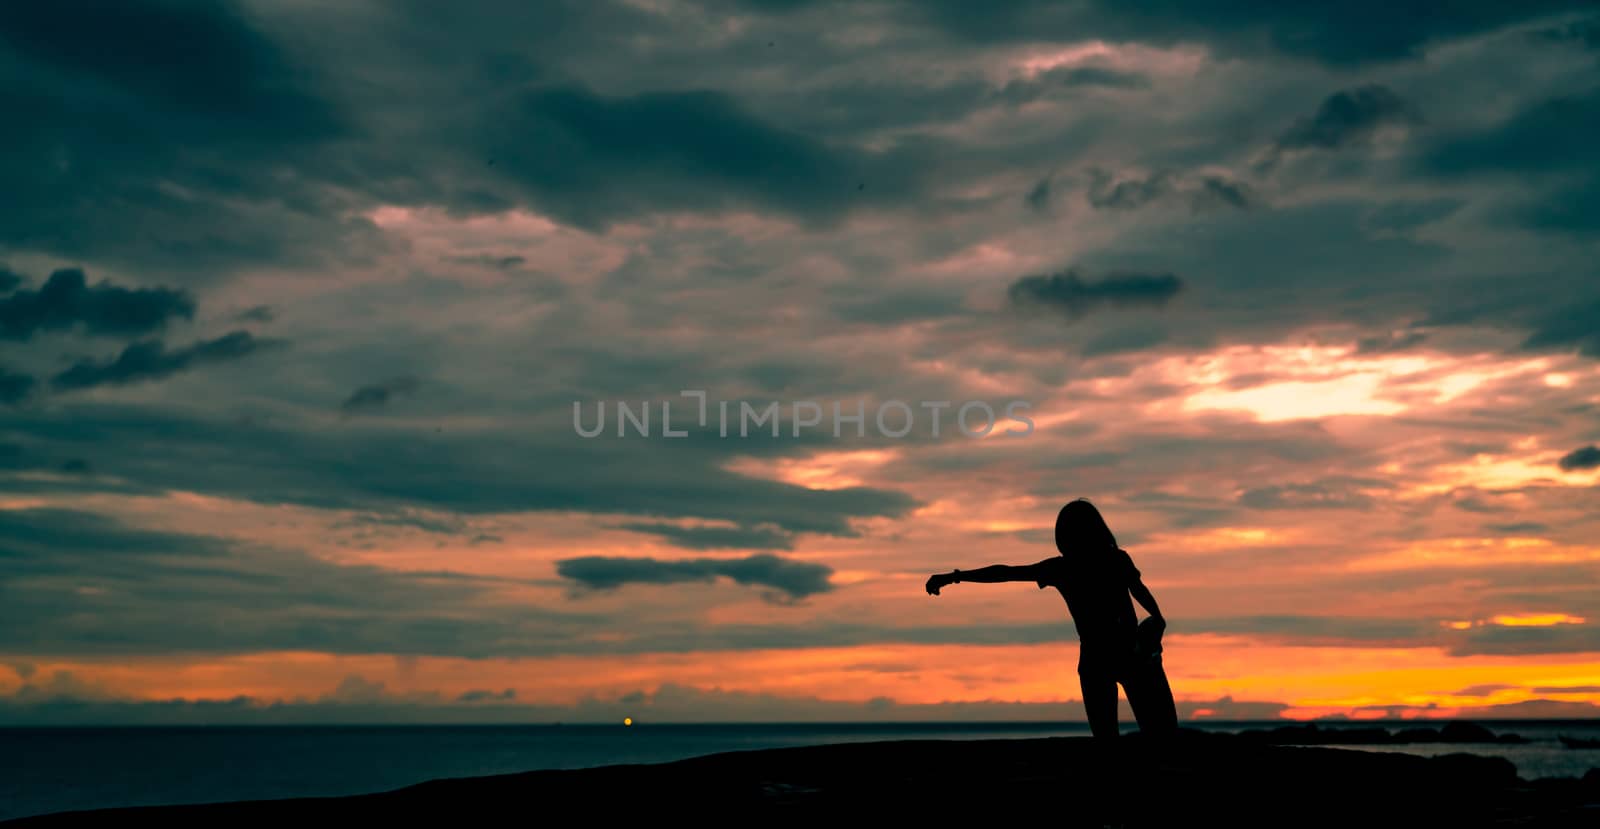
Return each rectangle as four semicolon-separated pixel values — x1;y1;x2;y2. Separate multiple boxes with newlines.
925;561;1049;595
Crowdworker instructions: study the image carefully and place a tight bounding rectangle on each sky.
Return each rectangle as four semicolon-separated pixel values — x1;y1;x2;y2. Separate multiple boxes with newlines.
1;0;1598;724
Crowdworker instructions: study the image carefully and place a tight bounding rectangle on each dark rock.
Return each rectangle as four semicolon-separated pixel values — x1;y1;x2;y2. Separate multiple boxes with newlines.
1393;727;1442;743
1439;721;1498;743
1429;752;1519;786
7;732;1586;826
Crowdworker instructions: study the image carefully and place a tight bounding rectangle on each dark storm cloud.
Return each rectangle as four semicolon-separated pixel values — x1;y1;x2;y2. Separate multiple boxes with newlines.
1536;15;1600;49
468;84;924;228
1081;326;1168;357
1023;177;1052;212
1425;88;1600;175
0;269;194;340
233;305;274;323
1355;329;1429;354
1275;85;1421;151
1513;175;1600;235
0;1;355;274
557;553;834;601
1363;198;1465;232
1522;299;1600;357
0;1;333;125
0;404;917;535
1088;170;1175;209
993;65;1149;106
340;376;420;415
0;266;23;293
1008;268;1183;317
0;367;35;405
1086;170;1252;212
1193;176;1255;210
1557;445;1600;471
50;331;275;391
0;507;607;658
618;522;796;551
443;254;528;270
892;0;1591;64
1080;200;1451;339
832;284;971;324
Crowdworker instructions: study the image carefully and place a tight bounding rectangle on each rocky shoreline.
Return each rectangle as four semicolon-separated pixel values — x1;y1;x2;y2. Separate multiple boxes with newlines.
9;727;1600;827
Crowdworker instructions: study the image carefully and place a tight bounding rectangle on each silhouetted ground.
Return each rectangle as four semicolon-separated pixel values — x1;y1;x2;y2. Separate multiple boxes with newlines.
1236;719;1532;745
10;730;1600;827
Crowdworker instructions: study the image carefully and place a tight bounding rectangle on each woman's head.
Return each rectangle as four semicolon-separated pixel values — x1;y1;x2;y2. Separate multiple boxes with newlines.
1055;498;1118;555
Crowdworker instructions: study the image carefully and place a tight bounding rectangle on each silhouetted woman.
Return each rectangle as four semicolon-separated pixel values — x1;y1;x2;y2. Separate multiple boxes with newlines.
925;499;1177;739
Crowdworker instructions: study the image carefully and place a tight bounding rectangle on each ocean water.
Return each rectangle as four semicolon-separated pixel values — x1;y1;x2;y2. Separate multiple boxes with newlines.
3;720;1597;822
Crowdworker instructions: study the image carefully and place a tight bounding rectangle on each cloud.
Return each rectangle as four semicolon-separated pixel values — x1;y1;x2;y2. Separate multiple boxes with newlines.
0;507;597;658
1448;683;1517;697
1088;170;1175;210
618;522;796;551
0;268;194;341
444;254;529;270
1236;480;1378;510
993;65;1149;106
50;331;276;390
1557;445;1600;471
1087;169;1253;212
340;376;421;415
556;553;834;601
1008;268;1183;317
1531;684;1600;695
0;266;22;293
0;1;352;274
1193;176;1255;210
457;688;518;703
0;1;335;128
1482;522;1548;535
464;83;925;229
1522;300;1600;357
1447;622;1600;657
1363;198;1465;233
1535;15;1600;50
233;305;275;323
1023;176;1051;212
0;367;35;405
0;403;919;534
1355;329;1429;354
1275;85;1421;152
897;1;1592;64
1424;88;1600;175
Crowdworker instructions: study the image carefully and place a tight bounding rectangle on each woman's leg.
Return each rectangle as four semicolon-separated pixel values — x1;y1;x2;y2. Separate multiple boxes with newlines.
1078;663;1120;739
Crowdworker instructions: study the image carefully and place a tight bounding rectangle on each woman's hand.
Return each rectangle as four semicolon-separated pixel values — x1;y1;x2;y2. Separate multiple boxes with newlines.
925;572;955;596
1135;615;1166;656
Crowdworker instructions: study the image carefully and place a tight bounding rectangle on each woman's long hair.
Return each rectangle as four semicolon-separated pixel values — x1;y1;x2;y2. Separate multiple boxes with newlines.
1055;498;1118;555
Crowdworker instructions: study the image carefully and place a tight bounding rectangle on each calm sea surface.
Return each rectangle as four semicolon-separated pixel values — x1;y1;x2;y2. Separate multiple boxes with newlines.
4;720;1598;822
